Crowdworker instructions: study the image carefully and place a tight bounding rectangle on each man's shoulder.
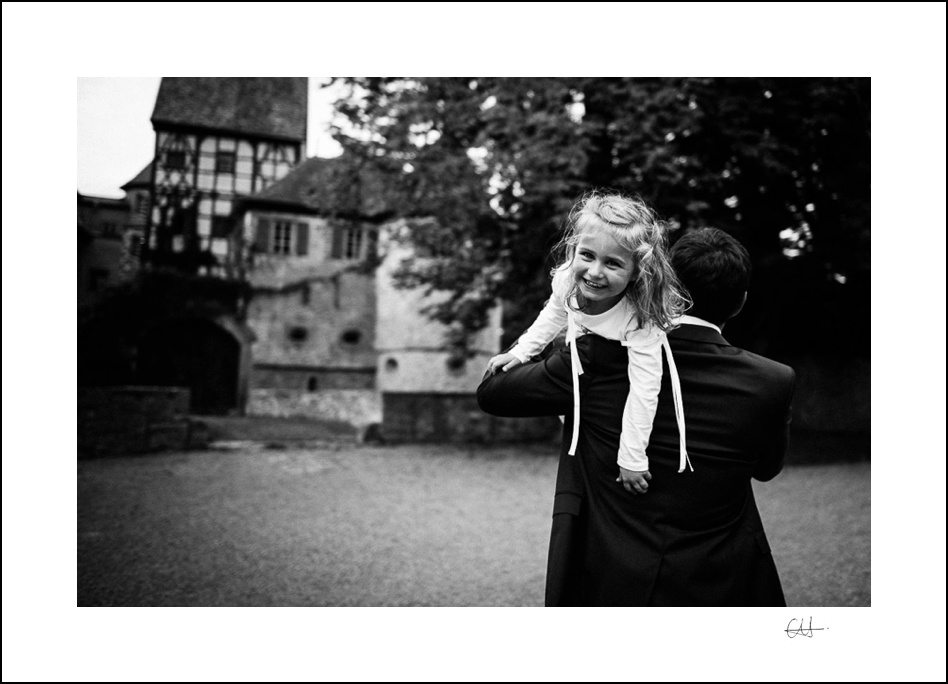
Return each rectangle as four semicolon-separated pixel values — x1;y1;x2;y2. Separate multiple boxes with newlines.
737;347;794;378
670;327;795;385
726;347;796;394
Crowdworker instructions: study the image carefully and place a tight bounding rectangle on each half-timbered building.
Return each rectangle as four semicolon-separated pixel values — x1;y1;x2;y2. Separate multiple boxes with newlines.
145;77;307;277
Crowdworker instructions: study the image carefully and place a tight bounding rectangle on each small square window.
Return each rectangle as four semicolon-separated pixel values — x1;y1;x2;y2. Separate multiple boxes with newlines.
165;150;186;169
341;329;362;345
216;151;236;174
211;215;233;238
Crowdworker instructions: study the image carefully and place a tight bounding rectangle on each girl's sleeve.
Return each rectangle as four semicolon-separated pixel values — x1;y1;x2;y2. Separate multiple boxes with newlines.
617;325;665;472
508;267;570;363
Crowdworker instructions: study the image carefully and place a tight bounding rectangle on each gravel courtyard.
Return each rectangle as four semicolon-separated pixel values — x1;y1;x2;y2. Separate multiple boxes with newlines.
77;441;870;607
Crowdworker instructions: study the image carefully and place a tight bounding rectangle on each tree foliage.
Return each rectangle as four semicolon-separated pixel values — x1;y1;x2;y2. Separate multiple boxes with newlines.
329;77;870;359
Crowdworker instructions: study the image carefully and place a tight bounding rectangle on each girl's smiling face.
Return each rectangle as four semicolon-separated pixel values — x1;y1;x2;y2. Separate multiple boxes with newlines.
571;226;636;314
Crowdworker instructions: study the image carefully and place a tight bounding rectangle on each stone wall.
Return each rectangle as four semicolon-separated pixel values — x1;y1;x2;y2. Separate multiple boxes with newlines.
247;269;376;371
376;350;495;394
78;386;208;456
246;212;377;373
374;223;503;395
380;393;560;444
251;365;375;391
247;388;382;429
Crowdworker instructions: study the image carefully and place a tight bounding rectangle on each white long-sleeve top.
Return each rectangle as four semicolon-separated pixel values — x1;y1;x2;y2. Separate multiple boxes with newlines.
509;266;690;473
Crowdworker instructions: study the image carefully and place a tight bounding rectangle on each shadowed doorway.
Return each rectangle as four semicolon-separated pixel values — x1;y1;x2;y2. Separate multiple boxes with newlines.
138;318;240;415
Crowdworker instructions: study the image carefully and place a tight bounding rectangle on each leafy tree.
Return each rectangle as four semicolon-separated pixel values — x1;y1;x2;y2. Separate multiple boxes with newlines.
329;77;869;360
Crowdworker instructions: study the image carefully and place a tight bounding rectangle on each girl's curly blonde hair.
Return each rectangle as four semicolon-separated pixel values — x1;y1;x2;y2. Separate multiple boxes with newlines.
552;190;689;331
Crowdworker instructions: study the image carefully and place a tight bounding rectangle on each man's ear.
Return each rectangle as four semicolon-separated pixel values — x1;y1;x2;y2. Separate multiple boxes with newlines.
732;291;748;319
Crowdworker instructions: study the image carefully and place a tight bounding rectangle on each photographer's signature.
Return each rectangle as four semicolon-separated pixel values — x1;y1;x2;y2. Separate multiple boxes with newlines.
785;617;828;638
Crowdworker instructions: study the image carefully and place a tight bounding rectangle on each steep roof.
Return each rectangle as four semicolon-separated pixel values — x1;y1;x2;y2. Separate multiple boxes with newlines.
151;77;307;142
243;156;394;219
121;161;153;190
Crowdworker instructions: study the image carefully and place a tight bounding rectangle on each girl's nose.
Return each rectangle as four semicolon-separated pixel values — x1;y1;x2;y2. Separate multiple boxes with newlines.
588;262;603;278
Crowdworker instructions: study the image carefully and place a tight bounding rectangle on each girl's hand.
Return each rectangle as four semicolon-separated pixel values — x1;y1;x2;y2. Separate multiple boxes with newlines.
617;466;651;495
487;353;523;375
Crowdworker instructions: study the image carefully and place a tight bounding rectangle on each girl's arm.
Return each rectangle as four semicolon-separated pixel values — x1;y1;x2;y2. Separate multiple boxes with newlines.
507;269;570;363
617;326;665;472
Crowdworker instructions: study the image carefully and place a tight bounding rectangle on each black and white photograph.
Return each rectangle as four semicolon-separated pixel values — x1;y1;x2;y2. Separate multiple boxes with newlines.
3;2;946;682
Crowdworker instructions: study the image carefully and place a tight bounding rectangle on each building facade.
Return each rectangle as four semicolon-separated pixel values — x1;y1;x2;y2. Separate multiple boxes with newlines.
83;77;541;436
77;193;134;308
130;78;308;415
117;161;152;279
238;157;383;426
374;224;505;442
145;77;307;278
235;156;544;442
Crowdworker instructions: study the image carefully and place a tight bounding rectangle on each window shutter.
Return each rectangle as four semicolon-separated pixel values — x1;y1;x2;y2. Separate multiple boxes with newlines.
296;222;309;256
330;224;344;259
256;218;271;252
366;228;379;259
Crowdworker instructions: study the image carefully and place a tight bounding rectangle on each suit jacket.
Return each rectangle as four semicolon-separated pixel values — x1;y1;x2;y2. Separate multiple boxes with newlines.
477;324;796;606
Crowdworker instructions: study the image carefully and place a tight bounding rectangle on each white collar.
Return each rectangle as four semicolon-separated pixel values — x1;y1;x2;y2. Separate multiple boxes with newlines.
677;315;722;334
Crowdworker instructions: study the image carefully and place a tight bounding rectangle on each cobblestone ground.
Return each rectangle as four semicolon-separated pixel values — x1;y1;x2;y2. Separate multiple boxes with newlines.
77;440;870;607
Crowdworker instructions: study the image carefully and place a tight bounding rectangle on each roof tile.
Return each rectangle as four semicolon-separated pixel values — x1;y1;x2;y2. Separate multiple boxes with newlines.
247;156;394;218
121;161;153;190
152;77;307;141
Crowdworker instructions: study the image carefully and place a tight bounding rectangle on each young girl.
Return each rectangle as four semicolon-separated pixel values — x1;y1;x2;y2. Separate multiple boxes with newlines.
487;191;691;493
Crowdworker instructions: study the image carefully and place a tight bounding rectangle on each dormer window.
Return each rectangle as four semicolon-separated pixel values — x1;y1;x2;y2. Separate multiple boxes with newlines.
331;224;367;260
255;218;309;257
272;221;293;255
345;227;363;259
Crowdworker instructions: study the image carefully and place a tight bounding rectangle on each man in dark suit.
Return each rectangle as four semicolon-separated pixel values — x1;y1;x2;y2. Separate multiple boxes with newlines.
477;227;795;606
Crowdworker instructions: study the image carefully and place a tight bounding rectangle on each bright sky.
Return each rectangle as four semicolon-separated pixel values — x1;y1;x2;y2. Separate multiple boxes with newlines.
78;77;344;198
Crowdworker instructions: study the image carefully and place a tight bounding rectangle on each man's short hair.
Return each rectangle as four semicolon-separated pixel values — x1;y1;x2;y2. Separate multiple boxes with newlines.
671;227;751;325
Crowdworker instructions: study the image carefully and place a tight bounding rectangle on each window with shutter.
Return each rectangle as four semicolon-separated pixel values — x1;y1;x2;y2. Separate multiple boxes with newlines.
273;222;293;255
344;226;363;259
330;223;365;260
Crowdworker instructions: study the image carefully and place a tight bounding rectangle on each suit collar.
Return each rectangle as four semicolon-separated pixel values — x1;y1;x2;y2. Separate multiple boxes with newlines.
679;314;722;333
670;323;731;346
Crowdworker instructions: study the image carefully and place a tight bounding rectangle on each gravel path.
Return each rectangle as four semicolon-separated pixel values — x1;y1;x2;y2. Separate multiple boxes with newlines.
78;444;869;606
